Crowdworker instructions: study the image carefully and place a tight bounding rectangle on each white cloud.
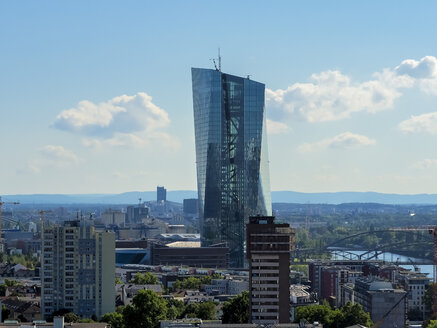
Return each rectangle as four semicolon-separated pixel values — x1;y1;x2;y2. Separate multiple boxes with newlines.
398;112;437;135
267;70;401;123
267;56;437;124
39;145;79;164
395;56;437;79
18;145;80;174
266;119;289;135
54;92;176;148
412;159;437;169
298;132;376;152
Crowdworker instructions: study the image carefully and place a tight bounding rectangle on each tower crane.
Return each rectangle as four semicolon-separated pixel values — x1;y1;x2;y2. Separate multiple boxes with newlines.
389;226;437;314
0;196;20;245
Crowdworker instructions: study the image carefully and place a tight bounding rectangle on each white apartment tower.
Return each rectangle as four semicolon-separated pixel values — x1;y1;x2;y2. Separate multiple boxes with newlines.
41;220;115;319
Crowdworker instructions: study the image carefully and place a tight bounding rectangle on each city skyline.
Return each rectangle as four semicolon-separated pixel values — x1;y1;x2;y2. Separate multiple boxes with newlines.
3;1;437;195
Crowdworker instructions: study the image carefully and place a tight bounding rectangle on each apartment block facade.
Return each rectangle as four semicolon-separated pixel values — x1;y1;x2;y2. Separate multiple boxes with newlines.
41;220;115;319
246;216;295;324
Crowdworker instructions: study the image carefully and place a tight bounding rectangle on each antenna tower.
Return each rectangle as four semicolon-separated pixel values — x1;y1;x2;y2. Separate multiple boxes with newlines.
218;48;221;72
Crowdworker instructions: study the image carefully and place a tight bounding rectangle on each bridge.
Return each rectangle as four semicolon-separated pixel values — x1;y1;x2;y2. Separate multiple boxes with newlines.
294;229;433;265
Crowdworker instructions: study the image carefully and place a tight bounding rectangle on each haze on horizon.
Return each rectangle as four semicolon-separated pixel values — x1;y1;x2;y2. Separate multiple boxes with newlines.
2;1;437;195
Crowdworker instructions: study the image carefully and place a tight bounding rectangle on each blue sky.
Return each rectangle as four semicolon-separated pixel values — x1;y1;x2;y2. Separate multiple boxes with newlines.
2;1;437;194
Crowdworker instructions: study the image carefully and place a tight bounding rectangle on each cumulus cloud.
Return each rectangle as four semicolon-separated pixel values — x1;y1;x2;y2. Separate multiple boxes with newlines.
266;56;437;124
298;132;376;152
18;145;80;174
267;70;401;122
398;112;437;135
412;159;437;169
395;56;437;79
53;92;176;148
266;119;289;135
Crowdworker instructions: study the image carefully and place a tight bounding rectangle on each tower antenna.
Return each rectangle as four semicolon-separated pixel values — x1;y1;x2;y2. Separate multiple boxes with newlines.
218;48;221;72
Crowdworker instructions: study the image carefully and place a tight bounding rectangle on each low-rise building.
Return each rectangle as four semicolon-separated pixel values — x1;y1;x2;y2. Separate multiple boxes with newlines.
151;244;229;268
116;284;163;306
1;297;41;322
204;278;248;296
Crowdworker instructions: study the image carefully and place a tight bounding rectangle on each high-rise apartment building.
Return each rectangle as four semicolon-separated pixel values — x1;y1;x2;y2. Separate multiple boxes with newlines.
246;216;295;324
192;67;272;267
157;186;167;203
41;220;115;319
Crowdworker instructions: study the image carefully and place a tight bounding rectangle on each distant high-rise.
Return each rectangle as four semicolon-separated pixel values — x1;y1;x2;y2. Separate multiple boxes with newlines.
183;198;198;216
41;220;115;319
192;67;272;267
157;186;167;203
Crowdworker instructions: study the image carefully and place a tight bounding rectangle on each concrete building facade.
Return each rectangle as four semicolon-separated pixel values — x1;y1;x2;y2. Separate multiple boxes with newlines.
246;216;295;325
100;209;125;226
41;220;115;319
341;277;407;328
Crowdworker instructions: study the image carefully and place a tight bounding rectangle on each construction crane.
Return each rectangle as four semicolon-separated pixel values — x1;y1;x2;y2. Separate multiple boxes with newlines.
372;292;408;328
0;196;20;245
389;226;437;314
39;210;52;230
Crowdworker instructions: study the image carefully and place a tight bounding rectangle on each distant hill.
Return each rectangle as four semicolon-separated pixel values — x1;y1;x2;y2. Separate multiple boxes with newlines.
3;190;437;205
271;191;437;205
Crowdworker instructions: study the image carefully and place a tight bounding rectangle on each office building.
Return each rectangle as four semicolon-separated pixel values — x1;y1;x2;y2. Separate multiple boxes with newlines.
192;67;272;267
395;269;430;318
183;198;198;216
100;209;125;226
126;203;149;224
319;266;349;307
246;216;295;324
157;186;167;203
308;259;382;296
41;220;115;319
341;277;407;328
151;243;229;268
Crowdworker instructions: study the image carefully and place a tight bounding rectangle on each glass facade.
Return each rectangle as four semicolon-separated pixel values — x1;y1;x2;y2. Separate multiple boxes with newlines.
192;67;272;267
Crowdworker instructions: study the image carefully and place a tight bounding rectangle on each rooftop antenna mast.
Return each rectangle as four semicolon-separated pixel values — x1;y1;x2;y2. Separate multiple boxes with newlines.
218;47;221;72
210;48;222;72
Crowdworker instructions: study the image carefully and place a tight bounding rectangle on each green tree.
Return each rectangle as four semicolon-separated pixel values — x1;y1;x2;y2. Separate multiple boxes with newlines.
115;277;123;284
424;283;435;316
101;312;125;328
221;291;249;324
295;302;372;328
427;320;437;328
196;301;216;320
64;312;80;323
79;318;94;323
183;301;216;320
172;277;202;291
2;305;10;321
294;302;332;324
132;272;158;285
182;277;201;289
166;299;185;320
335;302;372;328
123;289;167;328
200;276;212;285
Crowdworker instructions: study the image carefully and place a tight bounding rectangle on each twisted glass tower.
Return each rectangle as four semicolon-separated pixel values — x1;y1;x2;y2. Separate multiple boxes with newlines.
192;67;272;267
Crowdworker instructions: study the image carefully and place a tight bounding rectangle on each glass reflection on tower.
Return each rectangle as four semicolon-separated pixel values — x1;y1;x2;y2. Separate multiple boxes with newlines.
192;67;272;268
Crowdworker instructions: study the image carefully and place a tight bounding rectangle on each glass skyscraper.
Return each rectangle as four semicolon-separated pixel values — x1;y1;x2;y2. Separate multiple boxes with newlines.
192;67;272;267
